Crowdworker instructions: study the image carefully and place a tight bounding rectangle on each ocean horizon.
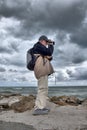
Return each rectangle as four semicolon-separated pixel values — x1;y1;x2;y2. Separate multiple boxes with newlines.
0;86;87;99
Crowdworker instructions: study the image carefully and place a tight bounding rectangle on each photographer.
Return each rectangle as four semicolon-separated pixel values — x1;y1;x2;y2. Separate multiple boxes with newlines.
33;35;55;115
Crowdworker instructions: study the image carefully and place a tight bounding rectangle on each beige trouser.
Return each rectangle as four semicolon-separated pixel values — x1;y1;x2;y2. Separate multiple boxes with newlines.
35;75;48;109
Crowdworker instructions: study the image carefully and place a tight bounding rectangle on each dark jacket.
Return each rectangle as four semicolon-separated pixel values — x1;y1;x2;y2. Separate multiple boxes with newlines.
33;42;54;56
33;42;54;79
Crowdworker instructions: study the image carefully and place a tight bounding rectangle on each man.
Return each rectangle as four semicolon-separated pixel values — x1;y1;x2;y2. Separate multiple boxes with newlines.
33;35;54;115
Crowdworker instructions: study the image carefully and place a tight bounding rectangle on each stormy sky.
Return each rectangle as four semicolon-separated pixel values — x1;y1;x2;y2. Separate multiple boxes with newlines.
0;0;87;86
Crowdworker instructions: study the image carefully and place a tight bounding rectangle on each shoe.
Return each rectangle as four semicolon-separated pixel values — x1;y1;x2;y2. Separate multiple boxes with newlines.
42;108;50;112
33;108;49;115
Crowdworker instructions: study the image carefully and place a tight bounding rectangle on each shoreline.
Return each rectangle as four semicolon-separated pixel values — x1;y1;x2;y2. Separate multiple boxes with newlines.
0;86;87;100
0;94;87;130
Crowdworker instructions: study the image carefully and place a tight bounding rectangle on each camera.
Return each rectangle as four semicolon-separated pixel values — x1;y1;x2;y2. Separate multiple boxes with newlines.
48;40;55;45
52;41;55;45
49;41;55;45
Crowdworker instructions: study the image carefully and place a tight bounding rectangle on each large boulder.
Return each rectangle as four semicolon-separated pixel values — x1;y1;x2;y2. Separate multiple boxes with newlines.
10;95;35;112
0;98;9;110
0;95;35;112
0;96;22;110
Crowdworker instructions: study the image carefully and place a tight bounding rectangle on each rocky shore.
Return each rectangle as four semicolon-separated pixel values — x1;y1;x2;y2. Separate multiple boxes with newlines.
0;93;86;112
0;93;87;130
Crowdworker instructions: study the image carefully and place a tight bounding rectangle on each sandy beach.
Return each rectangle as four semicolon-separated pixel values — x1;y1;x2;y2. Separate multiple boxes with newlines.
0;94;87;130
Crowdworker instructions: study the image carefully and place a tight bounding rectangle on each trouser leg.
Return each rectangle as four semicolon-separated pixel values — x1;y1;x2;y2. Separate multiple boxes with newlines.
35;75;48;109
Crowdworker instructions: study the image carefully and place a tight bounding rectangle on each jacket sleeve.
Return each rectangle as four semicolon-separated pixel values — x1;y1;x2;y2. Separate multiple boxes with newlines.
33;43;54;56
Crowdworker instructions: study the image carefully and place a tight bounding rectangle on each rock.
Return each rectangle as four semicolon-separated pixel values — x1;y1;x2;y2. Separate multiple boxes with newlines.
50;96;67;106
82;99;87;108
10;95;35;112
0;95;35;112
65;96;82;105
0;96;22;110
0;95;4;100
0;98;10;110
0;106;3;110
11;101;35;112
0;98;8;106
8;96;22;107
50;95;81;106
0;94;83;112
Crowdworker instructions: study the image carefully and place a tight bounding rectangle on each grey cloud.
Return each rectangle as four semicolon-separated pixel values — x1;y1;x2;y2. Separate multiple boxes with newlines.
0;75;7;81
0;57;9;65
72;55;85;64
10;42;19;52
0;54;25;68
0;46;12;54
54;43;87;68
17;76;28;82
66;67;87;80
10;60;25;67
42;1;85;31
0;43;19;54
74;67;87;80
9;69;17;72
0;0;31;19
71;49;86;64
0;67;6;72
0;0;86;40
70;23;87;47
56;71;65;81
0;0;87;84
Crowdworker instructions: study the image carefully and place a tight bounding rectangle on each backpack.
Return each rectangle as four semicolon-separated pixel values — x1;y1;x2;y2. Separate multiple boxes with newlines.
26;48;37;71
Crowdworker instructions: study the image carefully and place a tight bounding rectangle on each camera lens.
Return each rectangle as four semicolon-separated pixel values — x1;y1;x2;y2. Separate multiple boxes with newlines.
53;42;55;45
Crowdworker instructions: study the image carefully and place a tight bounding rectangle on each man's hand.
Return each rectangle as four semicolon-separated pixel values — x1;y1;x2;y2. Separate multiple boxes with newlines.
45;56;53;61
47;39;55;45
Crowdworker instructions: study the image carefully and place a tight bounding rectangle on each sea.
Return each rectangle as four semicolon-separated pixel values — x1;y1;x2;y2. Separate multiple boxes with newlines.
0;86;87;99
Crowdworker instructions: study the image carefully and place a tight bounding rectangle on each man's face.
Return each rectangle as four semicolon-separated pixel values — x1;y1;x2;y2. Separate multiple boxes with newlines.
40;40;48;46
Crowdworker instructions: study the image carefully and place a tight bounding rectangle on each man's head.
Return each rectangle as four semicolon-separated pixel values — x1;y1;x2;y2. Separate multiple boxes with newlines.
39;35;49;42
39;35;50;46
39;35;55;46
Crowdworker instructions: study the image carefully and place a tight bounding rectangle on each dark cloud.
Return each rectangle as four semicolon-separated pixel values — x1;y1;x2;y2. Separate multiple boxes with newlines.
53;42;87;68
72;49;86;64
0;0;86;40
0;46;12;54
0;0;87;85
66;67;87;80
0;67;6;72
70;23;87;47
0;0;31;19
72;55;85;64
41;1;85;31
